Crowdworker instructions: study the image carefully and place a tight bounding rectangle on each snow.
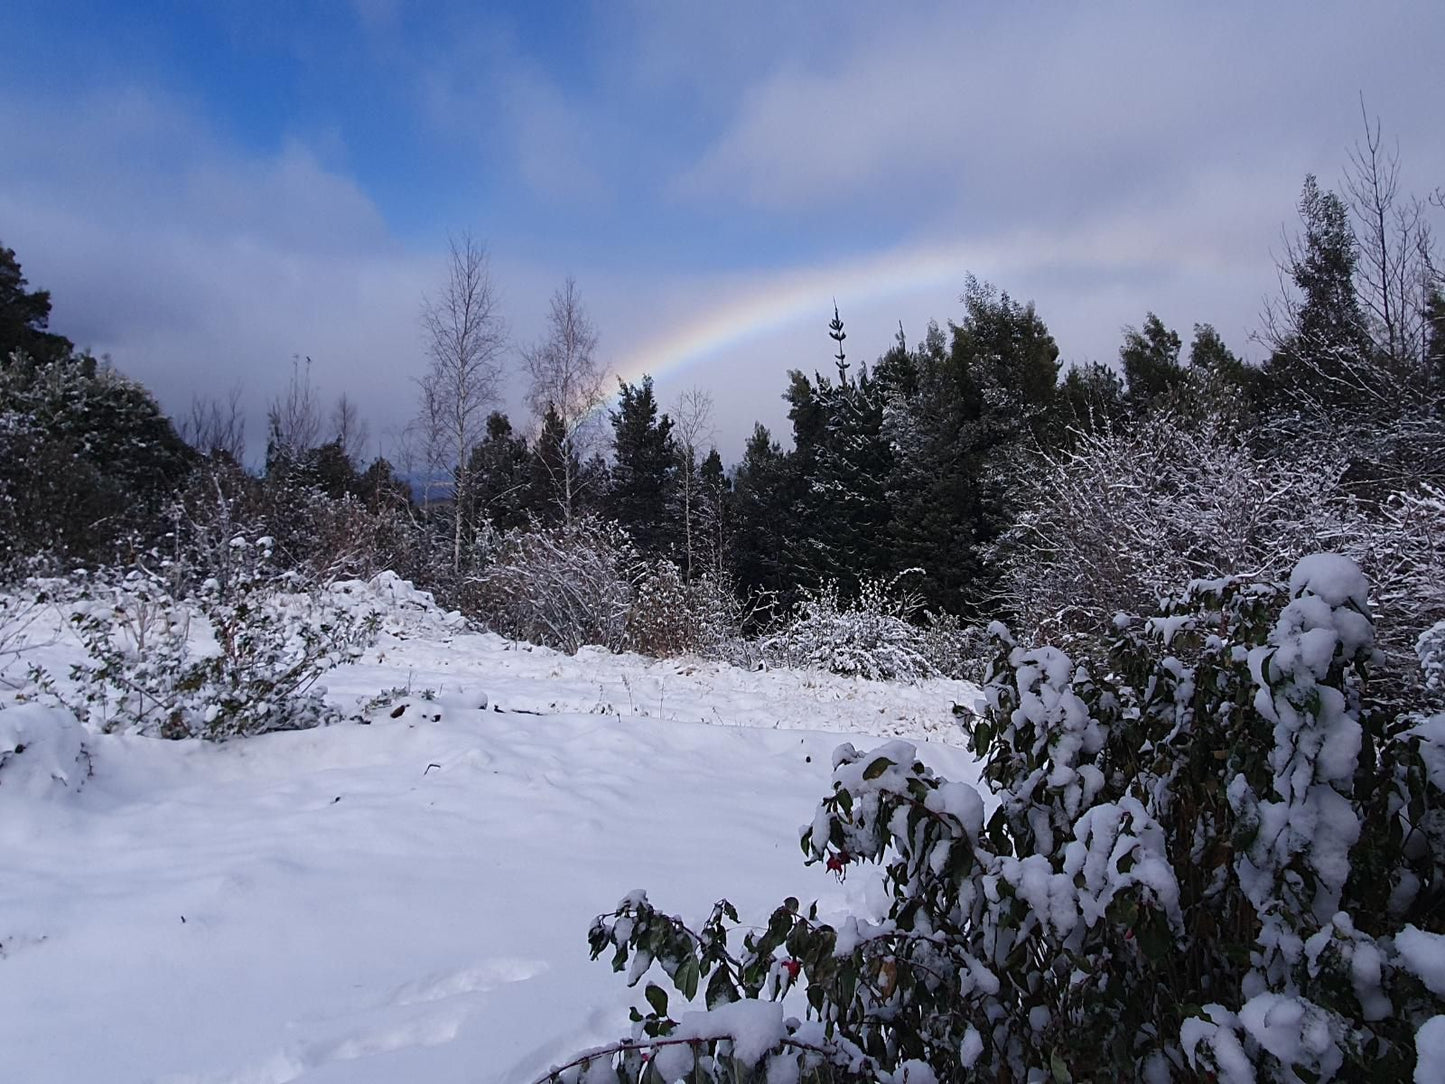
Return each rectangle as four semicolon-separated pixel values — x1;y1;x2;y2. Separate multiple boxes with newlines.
673;1000;786;1066
0;596;983;1083
1416;1016;1445;1084
1397;926;1445;998
1288;553;1370;612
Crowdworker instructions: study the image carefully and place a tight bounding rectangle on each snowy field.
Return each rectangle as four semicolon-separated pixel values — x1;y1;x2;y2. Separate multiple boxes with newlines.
0;584;983;1083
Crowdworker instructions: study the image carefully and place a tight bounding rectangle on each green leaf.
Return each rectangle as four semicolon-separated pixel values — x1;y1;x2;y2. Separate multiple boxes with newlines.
677;956;699;1000
863;757;894;781
644;983;668;1017
1050;1051;1073;1083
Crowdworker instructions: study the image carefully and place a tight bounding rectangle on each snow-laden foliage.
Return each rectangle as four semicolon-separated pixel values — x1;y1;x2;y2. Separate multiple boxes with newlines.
994;410;1351;642
471;517;746;658
545;555;1445;1082
996;412;1445;685
471;517;643;654
1420;622;1445;701
761;575;973;682
1356;482;1445;673
0;591;51;689
626;561;744;660
0;705;89;799
33;538;377;740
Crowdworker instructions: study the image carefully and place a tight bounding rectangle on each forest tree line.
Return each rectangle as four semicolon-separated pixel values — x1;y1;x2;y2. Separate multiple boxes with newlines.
2;126;1443;674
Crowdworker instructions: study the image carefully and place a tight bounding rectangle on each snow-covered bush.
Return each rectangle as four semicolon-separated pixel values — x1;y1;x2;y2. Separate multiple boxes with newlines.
626;562;743;659
38;539;377;740
0;706;89;799
761;574;971;681
0;590;52;689
471;517;642;654
542;555;1445;1082
472;518;747;659
1421;622;1445;700
1355;483;1445;676
994;410;1352;645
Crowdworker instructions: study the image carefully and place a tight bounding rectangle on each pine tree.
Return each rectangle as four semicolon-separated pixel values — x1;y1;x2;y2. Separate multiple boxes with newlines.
465;411;532;534
1263;175;1376;415
696;447;730;579
0;243;73;365
1120;312;1185;409
729;423;793;618
885;281;1060;618
530;403;580;527
606;376;677;558
0;351;192;564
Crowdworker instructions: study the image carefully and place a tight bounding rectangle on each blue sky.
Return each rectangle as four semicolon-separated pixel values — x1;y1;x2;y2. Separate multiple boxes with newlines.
2;1;1442;461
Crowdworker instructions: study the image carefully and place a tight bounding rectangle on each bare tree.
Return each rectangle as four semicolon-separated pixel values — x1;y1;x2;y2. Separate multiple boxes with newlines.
522;277;607;524
268;356;323;462
331;392;370;466
1344;100;1439;380
419;234;507;574
1259;111;1442;422
181;384;247;463
672;386;715;581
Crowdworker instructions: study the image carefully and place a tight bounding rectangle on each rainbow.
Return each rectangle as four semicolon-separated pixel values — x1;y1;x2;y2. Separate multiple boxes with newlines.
611;237;1012;388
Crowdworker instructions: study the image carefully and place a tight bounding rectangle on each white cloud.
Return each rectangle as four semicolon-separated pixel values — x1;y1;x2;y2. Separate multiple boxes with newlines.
672;1;1445;228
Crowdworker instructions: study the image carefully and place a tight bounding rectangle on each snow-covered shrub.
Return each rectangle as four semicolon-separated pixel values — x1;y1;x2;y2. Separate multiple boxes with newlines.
761;574;970;681
994;410;1352;643
471;517;642;654
1421;622;1445;700
1354;483;1445;676
0;590;52;689
626;562;743;659
0;706;89;799
996;412;1445;686
543;555;1445;1082
39;539;377;740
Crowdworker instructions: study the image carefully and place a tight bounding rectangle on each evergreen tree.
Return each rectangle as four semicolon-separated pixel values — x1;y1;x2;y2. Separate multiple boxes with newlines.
696;447;730;579
465;411;532;534
530;403;581;527
728;423;793;615
884;281;1060;618
1264;175;1376;414
1426;289;1445;410
0;244;73;365
1053;361;1126;437
1120;312;1185;409
0;351;192;564
606;376;677;557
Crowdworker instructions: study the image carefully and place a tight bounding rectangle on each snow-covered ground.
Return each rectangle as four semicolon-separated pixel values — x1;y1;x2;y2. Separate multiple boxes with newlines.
0;586;983;1083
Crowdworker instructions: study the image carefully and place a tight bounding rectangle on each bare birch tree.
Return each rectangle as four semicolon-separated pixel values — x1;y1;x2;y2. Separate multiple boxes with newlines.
330;392;370;466
522;277;607;525
419;234;507;575
672;386;715;581
1344;101;1439;382
182;384;247;462
267;356;323;463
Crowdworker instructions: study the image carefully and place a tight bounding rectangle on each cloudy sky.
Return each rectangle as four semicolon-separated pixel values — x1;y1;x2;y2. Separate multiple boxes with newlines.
2;1;1441;462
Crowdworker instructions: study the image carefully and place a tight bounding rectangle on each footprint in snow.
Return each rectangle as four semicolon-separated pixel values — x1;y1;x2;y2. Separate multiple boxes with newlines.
390;956;547;1005
156;958;546;1084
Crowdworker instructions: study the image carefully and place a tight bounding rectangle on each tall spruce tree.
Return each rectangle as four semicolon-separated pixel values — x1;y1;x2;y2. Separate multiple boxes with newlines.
1120;312;1185;409
778;308;899;591
729;422;794;617
0;244;73;365
530;403;581;526
465;411;533;534
1264;175;1376;415
884;281;1060;617
607;376;677;557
